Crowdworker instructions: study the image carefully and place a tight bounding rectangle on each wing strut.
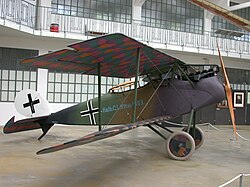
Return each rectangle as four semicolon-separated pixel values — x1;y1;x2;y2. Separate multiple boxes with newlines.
98;62;102;131
132;47;141;123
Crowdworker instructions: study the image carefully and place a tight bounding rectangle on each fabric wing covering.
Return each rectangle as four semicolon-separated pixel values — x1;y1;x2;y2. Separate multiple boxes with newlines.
20;33;184;78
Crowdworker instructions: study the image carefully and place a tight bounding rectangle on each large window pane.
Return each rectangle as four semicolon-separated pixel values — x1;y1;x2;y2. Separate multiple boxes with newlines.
51;0;132;23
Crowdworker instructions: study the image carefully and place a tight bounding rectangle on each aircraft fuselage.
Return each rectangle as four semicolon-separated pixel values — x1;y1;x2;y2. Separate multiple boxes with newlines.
45;75;225;126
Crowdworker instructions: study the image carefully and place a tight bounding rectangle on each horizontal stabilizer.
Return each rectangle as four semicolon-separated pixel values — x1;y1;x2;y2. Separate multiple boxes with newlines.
37;115;173;155
3;116;48;134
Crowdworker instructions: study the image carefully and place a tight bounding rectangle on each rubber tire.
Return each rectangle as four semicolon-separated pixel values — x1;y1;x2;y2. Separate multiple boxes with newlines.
166;131;195;161
182;126;204;150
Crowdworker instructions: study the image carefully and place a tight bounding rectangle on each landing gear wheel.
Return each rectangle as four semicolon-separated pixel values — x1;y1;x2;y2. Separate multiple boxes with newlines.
183;126;204;150
166;131;195;161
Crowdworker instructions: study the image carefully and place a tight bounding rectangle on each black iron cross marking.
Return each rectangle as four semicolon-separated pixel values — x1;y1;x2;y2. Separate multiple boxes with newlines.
80;100;99;125
23;93;40;114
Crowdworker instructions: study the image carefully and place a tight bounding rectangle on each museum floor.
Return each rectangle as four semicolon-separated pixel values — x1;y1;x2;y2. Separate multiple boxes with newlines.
1;124;250;187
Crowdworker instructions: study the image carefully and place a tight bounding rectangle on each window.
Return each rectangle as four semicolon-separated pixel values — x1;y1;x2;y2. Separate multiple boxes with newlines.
47;71;131;103
0;48;38;102
51;0;132;23
141;0;204;34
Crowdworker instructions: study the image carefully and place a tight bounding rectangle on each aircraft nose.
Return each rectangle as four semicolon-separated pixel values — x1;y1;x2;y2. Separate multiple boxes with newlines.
194;76;226;110
207;76;226;104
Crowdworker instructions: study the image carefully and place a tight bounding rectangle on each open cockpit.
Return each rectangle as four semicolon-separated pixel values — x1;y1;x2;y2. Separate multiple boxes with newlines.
108;64;220;93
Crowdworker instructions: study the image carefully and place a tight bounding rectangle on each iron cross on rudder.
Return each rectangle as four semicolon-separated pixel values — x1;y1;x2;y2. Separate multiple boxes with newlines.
23;93;40;114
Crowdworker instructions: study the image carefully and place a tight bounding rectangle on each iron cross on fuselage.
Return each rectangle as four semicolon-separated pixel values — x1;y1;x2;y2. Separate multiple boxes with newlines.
80;100;99;125
23;93;40;114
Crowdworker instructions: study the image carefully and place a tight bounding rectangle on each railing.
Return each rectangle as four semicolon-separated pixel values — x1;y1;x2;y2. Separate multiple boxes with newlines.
219;173;250;187
0;0;35;28
0;0;250;57
38;8;250;56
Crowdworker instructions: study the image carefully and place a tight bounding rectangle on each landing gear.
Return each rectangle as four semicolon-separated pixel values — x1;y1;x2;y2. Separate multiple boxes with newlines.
166;131;195;161
182;126;204;149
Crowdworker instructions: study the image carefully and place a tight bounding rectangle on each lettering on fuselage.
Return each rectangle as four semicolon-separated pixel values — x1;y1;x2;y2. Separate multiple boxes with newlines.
102;99;144;113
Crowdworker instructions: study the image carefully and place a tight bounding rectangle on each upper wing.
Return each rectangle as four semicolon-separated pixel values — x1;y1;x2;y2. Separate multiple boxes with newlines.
21;33;184;78
37;115;173;155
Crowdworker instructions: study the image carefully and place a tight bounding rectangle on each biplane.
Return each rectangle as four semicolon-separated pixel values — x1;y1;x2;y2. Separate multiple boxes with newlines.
3;33;235;161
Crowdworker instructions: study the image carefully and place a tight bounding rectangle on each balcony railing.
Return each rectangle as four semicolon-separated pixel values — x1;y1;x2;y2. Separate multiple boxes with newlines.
0;0;35;28
0;0;250;57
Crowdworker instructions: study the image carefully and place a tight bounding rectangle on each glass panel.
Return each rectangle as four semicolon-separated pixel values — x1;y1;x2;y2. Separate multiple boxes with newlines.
55;83;61;92
62;73;68;82
62;83;68;92
9;81;15;90
1;91;8;101
68;93;74;102
55;93;61;102
2;81;8;90
48;83;54;92
69;74;75;82
23;82;30;89
82;75;88;83
9;70;15;80
101;77;106;84
17;71;23;80
55;73;62;82
31;72;36;81
69;83;75;92
81;94;87;102
24;71;30;80
2;70;8;79
101;85;106;93
88;75;95;83
81;84;88;93
76;74;81;83
30;82;36;90
62;93;68;102
88;84;94;93
9;91;15;101
48;73;55;82
48;93;54;102
16;81;23;91
75;94;81;102
75;84;81;93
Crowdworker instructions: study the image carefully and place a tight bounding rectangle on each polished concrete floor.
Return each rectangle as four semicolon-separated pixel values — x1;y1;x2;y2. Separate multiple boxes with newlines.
1;125;250;187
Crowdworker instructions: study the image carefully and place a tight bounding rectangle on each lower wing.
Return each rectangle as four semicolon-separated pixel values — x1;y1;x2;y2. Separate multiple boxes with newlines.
37;115;173;155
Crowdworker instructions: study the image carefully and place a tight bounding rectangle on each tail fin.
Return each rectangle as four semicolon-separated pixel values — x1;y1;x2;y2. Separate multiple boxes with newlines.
15;89;51;118
3;116;53;140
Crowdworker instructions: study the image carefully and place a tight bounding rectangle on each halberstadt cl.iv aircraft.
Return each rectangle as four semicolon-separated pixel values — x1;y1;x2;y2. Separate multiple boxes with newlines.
3;33;235;161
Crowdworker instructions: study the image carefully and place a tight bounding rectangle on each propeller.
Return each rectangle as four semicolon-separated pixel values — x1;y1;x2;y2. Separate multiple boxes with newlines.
216;41;237;139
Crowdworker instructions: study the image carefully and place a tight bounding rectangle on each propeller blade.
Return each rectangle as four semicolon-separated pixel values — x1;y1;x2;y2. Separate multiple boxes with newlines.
217;41;237;139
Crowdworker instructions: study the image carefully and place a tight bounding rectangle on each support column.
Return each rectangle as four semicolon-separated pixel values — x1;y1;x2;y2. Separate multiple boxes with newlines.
132;0;145;37
37;68;48;99
35;0;52;30
204;10;213;32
